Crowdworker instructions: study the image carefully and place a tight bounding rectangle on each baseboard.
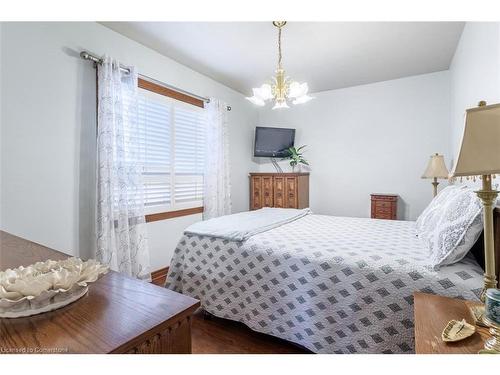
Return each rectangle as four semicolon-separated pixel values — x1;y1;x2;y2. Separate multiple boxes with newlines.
151;266;169;286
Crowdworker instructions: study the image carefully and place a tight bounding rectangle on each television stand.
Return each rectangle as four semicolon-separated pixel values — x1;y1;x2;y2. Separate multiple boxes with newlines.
249;172;309;210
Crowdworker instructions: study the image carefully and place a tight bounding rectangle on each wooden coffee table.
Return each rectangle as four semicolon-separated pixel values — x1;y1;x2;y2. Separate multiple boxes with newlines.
0;231;200;354
413;292;491;354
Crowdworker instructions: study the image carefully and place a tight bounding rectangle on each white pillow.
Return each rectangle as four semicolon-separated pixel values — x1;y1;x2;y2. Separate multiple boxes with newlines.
416;185;461;234
418;187;483;269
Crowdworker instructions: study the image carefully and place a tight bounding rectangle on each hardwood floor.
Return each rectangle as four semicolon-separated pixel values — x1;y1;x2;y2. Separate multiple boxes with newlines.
152;269;310;353
191;310;311;354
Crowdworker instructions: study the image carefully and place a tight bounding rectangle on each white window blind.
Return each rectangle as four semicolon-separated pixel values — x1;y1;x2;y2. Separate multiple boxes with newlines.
137;88;206;215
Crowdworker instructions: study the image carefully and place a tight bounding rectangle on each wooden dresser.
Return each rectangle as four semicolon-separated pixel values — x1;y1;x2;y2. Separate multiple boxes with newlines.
250;172;309;210
370;194;398;220
0;231;200;354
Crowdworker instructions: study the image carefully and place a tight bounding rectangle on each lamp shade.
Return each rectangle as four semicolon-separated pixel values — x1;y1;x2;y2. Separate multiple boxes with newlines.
451;103;500;177
422;153;449;179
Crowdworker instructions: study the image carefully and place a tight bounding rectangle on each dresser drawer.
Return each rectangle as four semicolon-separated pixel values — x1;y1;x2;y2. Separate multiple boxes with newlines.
273;177;285;208
250;176;262;210
285;177;298;208
262;176;274;207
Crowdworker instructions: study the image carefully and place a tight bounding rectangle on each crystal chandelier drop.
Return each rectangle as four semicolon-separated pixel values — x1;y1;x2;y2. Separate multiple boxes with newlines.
246;21;313;109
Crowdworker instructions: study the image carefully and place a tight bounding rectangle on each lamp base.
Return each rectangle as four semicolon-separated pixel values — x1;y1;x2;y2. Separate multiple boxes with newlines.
480;273;499;302
483;317;500;353
485;331;500;352
432;179;439;197
475;175;499;302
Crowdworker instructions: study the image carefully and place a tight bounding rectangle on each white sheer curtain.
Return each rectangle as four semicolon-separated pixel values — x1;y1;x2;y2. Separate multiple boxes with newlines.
203;99;232;219
95;57;151;281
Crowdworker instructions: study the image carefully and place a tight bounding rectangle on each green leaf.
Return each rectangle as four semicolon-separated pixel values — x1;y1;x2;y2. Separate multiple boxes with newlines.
282;145;310;168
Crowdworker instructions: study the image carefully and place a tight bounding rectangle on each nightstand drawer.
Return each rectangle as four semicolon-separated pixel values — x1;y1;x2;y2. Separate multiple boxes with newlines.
374;214;393;220
374;207;392;215
375;201;393;209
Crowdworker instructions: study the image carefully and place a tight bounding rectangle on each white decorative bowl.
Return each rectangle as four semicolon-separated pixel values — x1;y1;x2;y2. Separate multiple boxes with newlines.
0;258;108;318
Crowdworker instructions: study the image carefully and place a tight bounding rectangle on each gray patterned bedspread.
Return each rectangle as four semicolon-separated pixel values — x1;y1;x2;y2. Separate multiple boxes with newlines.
165;215;483;353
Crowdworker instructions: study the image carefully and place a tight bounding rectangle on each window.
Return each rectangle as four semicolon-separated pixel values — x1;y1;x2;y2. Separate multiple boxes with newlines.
136;80;206;219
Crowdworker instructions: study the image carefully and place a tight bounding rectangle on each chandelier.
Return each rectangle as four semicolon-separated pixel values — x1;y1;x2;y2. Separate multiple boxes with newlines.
246;21;313;109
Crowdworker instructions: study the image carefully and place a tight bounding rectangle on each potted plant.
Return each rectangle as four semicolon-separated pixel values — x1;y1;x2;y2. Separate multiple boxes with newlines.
283;145;309;172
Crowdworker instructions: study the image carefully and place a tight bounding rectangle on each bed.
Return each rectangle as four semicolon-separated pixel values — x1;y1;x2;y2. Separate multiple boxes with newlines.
165;207;494;353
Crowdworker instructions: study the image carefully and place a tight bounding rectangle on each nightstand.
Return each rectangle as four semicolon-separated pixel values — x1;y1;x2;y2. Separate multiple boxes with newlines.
0;231;200;354
413;292;490;354
371;194;398;220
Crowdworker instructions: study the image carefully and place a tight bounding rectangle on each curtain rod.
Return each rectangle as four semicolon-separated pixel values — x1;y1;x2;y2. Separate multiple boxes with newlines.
80;51;231;111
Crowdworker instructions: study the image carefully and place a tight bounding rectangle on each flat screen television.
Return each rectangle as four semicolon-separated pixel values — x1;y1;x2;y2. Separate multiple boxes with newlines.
254;126;295;157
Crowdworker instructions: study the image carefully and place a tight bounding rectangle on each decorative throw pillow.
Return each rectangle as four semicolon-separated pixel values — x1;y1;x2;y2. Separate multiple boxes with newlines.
416;185;462;234
418;187;483;269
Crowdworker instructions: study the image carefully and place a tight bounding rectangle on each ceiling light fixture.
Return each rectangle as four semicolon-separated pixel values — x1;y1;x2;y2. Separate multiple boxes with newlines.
246;21;313;109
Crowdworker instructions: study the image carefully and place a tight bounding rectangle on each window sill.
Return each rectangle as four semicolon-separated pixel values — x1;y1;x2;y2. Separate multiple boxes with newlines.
145;206;203;223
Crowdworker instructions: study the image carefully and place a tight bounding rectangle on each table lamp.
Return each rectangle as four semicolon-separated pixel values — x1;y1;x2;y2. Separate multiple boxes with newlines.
450;101;500;301
422;153;450;197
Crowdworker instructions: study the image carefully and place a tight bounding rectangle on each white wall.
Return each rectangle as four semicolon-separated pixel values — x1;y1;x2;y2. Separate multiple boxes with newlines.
257;71;451;220
449;22;500;160
0;22;258;269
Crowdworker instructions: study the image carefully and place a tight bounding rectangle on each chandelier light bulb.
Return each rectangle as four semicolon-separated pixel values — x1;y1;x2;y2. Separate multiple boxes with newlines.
288;82;309;98
253;84;273;101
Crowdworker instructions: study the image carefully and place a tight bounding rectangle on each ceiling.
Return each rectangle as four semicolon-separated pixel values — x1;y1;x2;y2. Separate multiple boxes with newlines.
101;22;465;95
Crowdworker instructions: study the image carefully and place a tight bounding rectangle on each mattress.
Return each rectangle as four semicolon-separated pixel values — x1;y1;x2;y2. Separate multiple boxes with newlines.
165;214;483;353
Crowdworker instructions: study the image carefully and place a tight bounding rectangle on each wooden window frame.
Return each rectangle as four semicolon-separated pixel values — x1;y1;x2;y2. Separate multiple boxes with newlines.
138;78;204;108
145;206;204;223
139;78;205;223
